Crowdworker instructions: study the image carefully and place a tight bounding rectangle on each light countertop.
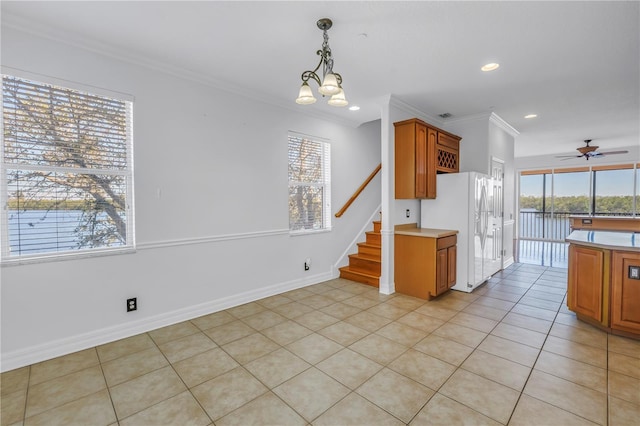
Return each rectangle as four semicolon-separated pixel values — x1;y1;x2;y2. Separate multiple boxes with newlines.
395;223;458;238
569;215;640;221
566;230;640;252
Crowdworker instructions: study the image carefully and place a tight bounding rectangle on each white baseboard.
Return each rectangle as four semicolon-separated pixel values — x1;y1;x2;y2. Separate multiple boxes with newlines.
503;256;515;269
1;270;333;372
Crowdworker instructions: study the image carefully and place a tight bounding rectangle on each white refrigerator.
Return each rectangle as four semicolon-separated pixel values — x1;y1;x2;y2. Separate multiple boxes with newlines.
420;172;502;293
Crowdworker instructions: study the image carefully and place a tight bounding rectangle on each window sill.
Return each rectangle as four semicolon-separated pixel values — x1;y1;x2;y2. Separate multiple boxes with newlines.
1;246;136;267
289;228;332;237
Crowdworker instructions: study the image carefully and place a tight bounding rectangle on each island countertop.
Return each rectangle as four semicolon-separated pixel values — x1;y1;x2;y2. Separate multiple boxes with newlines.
566;230;640;252
394;223;458;238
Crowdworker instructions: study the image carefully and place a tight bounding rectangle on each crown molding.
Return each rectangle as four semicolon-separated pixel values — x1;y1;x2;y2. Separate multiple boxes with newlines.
489;112;520;137
388;95;444;127
2;13;360;129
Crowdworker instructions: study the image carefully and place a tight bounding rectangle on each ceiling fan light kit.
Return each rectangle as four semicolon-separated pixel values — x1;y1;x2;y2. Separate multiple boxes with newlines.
296;18;348;107
556;139;629;161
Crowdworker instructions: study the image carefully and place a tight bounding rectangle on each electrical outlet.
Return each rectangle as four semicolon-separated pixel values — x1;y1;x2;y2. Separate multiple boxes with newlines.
304;258;311;271
406;209;410;218
127;297;137;312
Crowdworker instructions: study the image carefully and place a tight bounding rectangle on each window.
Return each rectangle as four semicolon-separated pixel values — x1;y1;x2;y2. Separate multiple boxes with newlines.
288;133;331;233
593;166;635;215
2;75;134;261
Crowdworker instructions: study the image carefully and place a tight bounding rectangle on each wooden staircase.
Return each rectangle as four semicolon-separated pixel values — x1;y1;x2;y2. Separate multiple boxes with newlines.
339;220;381;287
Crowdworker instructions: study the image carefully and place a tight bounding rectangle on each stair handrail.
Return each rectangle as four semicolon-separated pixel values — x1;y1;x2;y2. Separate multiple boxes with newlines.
335;163;381;218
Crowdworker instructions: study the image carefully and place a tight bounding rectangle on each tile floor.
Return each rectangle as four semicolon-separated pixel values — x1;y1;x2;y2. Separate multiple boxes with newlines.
1;263;639;425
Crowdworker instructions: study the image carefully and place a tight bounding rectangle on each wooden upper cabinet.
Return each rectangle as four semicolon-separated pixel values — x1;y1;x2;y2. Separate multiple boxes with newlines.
394;118;461;199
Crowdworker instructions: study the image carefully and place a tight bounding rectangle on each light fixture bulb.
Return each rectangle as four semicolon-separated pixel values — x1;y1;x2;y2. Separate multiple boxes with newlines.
318;73;340;95
296;82;317;105
524;114;538;119
481;63;500;72
328;89;348;107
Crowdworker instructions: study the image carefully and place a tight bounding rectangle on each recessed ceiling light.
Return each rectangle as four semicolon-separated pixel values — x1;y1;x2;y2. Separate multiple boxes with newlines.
349;105;360;111
524;114;538;119
481;63;500;72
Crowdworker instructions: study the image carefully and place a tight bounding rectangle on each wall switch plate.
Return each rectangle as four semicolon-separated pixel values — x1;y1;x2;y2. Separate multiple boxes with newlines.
629;266;640;280
406;209;410;218
127;297;137;312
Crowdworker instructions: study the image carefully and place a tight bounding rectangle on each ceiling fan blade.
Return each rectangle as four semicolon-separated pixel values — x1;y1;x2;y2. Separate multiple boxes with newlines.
556;155;582;158
599;150;629;155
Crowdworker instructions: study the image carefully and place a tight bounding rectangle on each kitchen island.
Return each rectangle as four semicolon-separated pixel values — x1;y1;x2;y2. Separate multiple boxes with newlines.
566;230;640;339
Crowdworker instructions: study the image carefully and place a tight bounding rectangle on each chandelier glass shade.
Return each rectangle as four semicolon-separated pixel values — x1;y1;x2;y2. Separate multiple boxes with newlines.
296;18;348;107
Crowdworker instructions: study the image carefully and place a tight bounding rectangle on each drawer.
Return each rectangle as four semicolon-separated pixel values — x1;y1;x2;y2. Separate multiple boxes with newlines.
437;235;457;249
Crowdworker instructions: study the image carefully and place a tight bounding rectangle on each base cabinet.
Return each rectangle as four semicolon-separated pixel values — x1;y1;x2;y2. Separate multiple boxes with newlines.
611;251;640;334
567;245;606;323
395;234;457;299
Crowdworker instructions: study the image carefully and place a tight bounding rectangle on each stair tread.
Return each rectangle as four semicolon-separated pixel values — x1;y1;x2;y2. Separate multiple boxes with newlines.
349;253;381;262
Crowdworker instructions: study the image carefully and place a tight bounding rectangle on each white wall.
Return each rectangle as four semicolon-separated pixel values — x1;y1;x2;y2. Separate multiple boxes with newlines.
445;114;490;174
0;28;381;370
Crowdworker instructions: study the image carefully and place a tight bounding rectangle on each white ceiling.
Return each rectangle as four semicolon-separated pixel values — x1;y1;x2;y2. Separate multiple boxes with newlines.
2;1;639;158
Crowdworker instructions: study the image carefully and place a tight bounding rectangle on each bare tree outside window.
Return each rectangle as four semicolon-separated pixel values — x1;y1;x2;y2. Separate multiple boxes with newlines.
2;75;133;258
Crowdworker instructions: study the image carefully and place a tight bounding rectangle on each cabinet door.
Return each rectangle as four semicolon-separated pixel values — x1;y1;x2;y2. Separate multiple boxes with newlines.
415;123;428;198
425;127;437;198
568;245;604;322
436;248;448;295
611;251;640;334
447;245;457;288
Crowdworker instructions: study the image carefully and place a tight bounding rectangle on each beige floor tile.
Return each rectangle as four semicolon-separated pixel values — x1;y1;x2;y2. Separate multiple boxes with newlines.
477;335;541;367
24;389;116;426
322;288;357;302
341;294;382;310
462;303;509;321
191;367;267;421
549;322;608;349
190;310;236;330
299;294;335;309
256;294;294;309
526;289;565;303
29;349;99;386
530;283;566;295
1;389;26;426
481;288;523;302
386;294;426;311
439;369;520;424
273;368;349;422
1;366;29;396
148;321;200;344
491;283;529;295
523;370;607;425
413;334;474;366
609;370;640;405
609;395;640;426
542;335;607;368
608;334;640;359
449;312;498;333
158;332;217;363
320;301;361;319
340;281;373;295
282;288;316;301
344;310;392;332
366;302;411;320
25;366;106;418
240;310;287;331
102;346;168;387
396;311;445;334
109;366;186;420
608;351;640;379
119;391;209;426
375;321;427;347
555;312;595;330
305;283;334;294
244;348;310;388
221;333;280;364
519;296;562;311
226;302;266;319
215;391;306;426
490;323;547;349
433;323;487;348
270;301;314;319
203;320;254;345
357;368;434;423
292;310;339;331
461;349;531;391
316;348;382;389
318;321;369;346
410;393;501;426
502;311;553;334
510;303;558;322
428;294;470;311
474;296;516;311
414;304;459;321
172;348;239;388
348;334;408;365
389;349;456;390
97;334;156;363
260;320;312;346
509;394;598;426
286;333;343;364
534;350;607;392
313;392;404;426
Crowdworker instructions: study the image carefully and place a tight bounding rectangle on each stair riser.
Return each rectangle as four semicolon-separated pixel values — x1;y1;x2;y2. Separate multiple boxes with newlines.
348;257;381;274
366;232;381;246
339;269;379;287
358;246;381;258
373;221;381;233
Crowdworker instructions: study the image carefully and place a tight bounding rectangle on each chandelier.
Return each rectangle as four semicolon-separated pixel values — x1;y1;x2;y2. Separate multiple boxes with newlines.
296;18;348;107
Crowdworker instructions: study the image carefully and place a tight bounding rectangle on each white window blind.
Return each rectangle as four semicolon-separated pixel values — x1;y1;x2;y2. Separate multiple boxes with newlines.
288;133;331;233
1;75;134;261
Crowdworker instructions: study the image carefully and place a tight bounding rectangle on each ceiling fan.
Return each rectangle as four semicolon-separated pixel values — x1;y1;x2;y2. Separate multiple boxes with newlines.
556;139;629;161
